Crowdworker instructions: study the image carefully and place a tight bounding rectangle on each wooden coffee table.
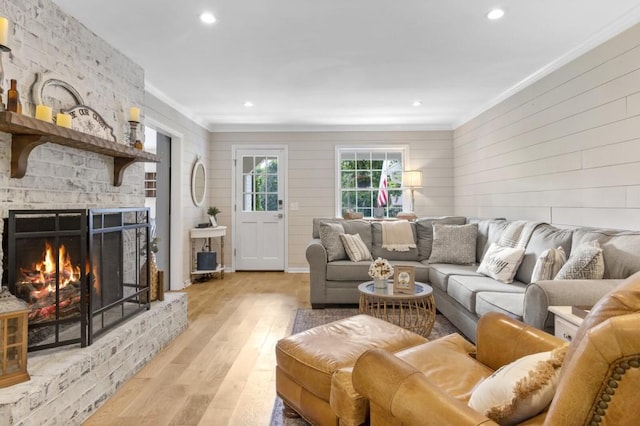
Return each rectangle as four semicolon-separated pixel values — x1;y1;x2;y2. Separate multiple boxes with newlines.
358;281;436;337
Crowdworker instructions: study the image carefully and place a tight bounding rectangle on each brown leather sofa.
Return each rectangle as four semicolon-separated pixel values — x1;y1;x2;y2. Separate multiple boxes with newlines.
352;271;640;425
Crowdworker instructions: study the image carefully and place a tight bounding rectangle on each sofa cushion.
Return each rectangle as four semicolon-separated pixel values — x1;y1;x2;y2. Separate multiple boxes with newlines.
389;261;430;283
515;225;573;284
476;243;525;284
571;228;640;279
467;218;507;264
530;247;566;282
313;217;345;238
429;223;478;264
371;222;419;261
319;222;347;261
428;263;484;292
555;240;604;280
340;234;372;262
395;333;493;402
476;292;524;319
327;260;371;281
343;220;374;253
415;216;467;260
447;275;526;313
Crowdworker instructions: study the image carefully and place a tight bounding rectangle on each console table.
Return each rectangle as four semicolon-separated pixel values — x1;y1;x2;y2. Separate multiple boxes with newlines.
190;226;226;281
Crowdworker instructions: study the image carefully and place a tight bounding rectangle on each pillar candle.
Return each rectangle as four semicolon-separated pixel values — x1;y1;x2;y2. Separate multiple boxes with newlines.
129;107;140;122
56;113;72;128
0;17;8;47
35;105;53;123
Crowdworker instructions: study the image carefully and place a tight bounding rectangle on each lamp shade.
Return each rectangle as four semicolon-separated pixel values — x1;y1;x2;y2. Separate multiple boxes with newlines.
402;170;423;188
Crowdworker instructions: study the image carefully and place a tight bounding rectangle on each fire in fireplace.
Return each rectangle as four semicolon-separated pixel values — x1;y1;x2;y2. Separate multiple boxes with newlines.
4;208;151;351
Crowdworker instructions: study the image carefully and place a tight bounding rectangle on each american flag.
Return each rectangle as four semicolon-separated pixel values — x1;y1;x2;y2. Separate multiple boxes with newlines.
377;161;388;207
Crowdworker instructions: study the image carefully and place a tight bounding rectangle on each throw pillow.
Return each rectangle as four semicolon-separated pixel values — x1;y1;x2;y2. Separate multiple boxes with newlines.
555;240;604;280
468;344;568;425
340;233;373;262
476;243;525;284
530;247;566;282
428;223;478;264
319;222;347;261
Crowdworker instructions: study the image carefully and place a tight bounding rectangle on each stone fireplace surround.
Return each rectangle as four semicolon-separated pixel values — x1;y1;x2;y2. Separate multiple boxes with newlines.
0;292;187;425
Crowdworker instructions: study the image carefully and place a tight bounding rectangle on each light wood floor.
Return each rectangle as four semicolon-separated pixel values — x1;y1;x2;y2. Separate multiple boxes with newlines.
83;272;310;426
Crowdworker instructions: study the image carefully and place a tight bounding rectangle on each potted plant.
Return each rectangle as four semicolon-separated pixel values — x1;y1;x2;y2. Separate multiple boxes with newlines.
208;206;221;227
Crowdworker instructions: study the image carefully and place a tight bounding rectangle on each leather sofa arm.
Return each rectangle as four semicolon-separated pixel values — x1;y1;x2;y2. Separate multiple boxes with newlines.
352;348;497;426
475;312;564;371
523;279;622;332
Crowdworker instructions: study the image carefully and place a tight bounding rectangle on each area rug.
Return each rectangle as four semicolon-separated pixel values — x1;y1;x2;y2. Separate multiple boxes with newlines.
269;308;460;425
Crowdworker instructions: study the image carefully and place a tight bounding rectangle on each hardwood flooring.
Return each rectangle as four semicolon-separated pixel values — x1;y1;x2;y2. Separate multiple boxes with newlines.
83;272;310;426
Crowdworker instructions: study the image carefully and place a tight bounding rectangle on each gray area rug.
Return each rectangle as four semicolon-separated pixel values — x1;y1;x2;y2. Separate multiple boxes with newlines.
270;308;460;425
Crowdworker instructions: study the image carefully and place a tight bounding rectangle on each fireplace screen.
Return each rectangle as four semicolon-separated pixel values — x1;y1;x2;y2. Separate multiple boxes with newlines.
5;208;150;351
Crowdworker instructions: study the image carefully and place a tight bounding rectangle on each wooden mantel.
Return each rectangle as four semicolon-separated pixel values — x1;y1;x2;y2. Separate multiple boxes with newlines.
0;111;160;186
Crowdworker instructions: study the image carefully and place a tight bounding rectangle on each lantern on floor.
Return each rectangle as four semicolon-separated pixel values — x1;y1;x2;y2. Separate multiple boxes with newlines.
0;286;30;387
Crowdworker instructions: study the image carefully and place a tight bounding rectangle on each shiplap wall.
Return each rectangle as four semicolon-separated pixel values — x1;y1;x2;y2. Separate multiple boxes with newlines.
453;23;640;231
209;130;453;270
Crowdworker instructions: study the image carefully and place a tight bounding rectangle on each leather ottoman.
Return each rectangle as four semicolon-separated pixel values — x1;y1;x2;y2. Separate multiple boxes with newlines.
275;314;426;425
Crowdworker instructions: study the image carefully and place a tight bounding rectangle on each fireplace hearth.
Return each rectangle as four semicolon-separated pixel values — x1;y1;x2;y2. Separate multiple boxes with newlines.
4;208;151;351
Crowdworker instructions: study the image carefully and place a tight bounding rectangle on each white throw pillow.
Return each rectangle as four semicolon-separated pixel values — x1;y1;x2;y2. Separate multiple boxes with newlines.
340;233;372;262
530;247;566;282
468;345;568;425
555;240;604;280
477;243;525;284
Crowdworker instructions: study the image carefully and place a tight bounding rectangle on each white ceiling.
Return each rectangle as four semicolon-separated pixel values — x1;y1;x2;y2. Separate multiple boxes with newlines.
50;0;640;131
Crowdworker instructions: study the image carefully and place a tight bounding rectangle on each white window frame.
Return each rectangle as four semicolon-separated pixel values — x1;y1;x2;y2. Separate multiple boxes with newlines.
334;145;410;218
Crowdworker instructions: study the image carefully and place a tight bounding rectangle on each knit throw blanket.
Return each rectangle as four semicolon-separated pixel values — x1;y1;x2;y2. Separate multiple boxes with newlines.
381;221;416;252
498;220;545;248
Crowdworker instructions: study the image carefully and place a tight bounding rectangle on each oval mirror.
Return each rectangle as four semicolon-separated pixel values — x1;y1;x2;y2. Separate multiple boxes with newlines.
191;159;207;207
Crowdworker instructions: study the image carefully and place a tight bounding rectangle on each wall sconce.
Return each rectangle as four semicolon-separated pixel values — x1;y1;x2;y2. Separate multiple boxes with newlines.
128;107;143;149
0;287;30;388
402;170;423;213
0;16;12;111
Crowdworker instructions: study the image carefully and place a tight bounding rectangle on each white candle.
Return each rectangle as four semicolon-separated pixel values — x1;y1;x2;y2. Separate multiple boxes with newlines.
0;17;8;47
129;107;140;122
35;105;53;123
56;113;72;128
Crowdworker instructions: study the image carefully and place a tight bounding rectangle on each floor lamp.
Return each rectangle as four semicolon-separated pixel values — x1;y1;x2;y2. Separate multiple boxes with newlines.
402;170;423;213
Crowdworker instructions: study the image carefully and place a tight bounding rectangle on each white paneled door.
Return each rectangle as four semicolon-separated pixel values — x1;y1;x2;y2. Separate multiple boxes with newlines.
234;147;286;270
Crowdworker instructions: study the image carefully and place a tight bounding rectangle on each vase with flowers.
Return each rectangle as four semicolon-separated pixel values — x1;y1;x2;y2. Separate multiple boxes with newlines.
368;257;394;289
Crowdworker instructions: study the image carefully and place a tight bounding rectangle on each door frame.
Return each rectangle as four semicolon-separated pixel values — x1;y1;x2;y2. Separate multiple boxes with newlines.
231;144;289;272
146;117;185;290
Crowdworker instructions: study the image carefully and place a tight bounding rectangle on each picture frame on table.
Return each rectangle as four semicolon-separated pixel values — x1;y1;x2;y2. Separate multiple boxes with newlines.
393;265;415;294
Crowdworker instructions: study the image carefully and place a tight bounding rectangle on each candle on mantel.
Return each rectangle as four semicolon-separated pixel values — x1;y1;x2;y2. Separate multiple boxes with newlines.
35;105;53;123
56;113;72;128
0;17;8;47
129;107;140;122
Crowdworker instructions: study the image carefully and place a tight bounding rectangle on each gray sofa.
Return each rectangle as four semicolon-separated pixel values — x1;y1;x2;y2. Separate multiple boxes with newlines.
306;217;640;342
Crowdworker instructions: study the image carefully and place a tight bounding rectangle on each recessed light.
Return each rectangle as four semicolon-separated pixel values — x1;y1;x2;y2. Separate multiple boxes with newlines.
243;101;254;108
200;12;216;24
412;101;422;107
486;8;505;20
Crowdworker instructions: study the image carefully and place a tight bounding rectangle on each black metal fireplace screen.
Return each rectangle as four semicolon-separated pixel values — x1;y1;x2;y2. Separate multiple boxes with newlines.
5;208;151;351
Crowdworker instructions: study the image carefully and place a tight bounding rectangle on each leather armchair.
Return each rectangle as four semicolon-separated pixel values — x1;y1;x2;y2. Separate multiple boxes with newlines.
352;271;640;425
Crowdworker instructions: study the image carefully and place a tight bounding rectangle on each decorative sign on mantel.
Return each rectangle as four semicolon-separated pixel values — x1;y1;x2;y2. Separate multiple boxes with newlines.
60;105;116;142
31;72;116;141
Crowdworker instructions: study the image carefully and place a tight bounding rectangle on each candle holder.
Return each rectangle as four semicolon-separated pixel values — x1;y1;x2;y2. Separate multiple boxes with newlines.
0;44;11;111
128;120;143;149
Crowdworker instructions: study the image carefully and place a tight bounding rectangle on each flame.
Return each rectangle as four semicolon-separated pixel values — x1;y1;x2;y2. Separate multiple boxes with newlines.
32;241;81;288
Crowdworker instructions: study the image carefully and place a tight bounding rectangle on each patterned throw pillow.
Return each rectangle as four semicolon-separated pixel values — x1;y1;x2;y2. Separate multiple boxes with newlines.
340;234;373;262
428;223;478;264
530;247;566;282
477;243;526;284
555;241;604;280
319;222;347;261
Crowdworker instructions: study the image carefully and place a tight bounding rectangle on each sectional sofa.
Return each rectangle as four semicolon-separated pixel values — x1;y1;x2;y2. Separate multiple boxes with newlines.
306;216;640;341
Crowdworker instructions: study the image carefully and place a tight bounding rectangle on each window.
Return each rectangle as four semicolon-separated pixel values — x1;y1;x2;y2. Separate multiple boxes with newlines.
336;147;406;218
242;155;279;211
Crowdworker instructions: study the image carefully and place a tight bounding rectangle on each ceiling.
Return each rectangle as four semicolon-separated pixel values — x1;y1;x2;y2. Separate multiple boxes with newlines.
50;0;640;132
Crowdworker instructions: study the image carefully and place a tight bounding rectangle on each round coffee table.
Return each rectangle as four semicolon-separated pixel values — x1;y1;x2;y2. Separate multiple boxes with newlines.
357;281;436;337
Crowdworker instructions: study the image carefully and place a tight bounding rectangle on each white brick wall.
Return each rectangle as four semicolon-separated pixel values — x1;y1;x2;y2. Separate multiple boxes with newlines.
0;0;146;272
